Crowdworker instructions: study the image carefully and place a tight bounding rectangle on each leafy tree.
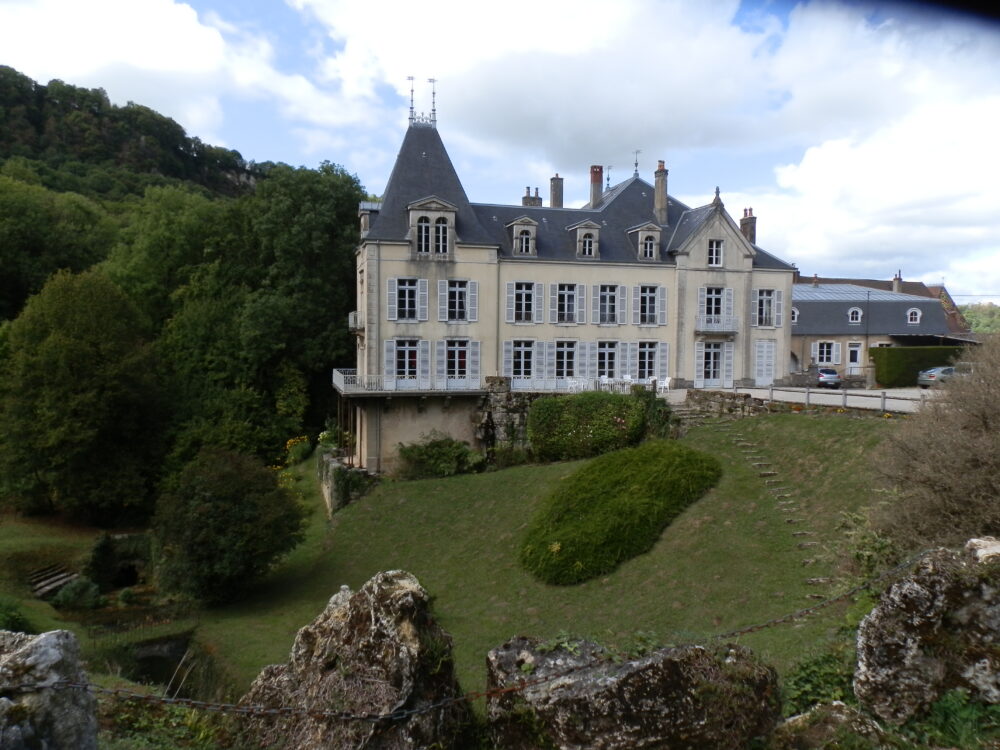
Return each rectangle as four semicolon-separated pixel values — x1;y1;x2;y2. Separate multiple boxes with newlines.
153;447;306;604
875;336;1000;549
0;269;164;523
959;302;1000;333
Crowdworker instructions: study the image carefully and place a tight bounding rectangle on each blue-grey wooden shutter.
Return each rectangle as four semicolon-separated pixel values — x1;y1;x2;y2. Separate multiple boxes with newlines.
774;290;783;327
724;287;734;318
657;286;667;325
657;341;670;380
545;341;556;379
694;341;705;388
833;342;842;365
418;340;430;385
811;341;819;364
628;341;638;379
436;340;446;385
502;340;513;376
384;340;396;378
505;282;514;323
576;284;586;323
723;341;734;388
549;284;557;323
387;278;398;321
698;286;707;315
617;286;626;325
438;280;448;322
632;286;640;324
750;288;759;326
468;281;478;322
592;285;600;323
418;279;428;321
470;341;480;380
533;283;543;323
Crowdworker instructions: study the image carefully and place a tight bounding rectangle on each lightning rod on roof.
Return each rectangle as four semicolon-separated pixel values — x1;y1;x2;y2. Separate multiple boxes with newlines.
633;149;641;177
606;165;612;190
428;78;437;126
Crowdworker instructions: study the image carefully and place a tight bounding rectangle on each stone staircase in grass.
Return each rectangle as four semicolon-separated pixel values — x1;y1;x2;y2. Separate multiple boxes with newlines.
28;563;79;599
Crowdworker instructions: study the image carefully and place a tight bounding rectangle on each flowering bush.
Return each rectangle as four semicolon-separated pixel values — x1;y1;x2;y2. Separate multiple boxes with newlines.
527;391;646;461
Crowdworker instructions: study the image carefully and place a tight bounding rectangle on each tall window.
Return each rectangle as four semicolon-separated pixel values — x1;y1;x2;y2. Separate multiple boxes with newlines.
396;339;419;377
397;278;418;320
416;217;430;253
639;285;657;324
702;342;722;381
756;289;775;326
434;217;448;254
448;280;468;321
638;342;657;380
598;285;617;324
817;342;834;363
704;286;723;317
517;230;531;254
512;340;533;377
514;282;534;322
642;236;656;259
597;341;617;378
555;341;576;377
557;284;576;323
708;239;723;266
581;233;594;256
446;340;468;377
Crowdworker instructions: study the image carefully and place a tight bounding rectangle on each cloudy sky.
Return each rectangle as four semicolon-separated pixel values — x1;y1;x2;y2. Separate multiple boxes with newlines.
2;0;1000;302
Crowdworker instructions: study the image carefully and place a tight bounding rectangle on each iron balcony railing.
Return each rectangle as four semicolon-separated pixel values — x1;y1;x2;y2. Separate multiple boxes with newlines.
332;369;655;395
695;314;740;333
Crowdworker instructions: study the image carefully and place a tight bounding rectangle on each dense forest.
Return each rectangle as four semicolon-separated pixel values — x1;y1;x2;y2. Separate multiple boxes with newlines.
0;66;364;546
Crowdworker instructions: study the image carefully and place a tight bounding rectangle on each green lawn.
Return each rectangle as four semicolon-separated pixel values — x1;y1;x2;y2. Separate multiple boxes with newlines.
196;412;893;706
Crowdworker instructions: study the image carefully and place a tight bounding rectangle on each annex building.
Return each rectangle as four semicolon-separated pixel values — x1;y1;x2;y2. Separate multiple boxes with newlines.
332;113;797;472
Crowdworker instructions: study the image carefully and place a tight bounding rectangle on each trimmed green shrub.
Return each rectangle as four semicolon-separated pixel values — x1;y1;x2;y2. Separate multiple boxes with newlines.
868;346;963;387
0;596;35;633
51;577;103;610
526;391;646;461
396;431;484;479
520;440;721;584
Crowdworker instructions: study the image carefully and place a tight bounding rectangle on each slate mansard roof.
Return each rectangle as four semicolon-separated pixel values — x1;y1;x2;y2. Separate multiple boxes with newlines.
365;123;796;271
792;283;951;336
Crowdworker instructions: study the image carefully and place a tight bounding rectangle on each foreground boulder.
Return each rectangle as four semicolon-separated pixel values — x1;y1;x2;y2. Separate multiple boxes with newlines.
0;629;97;750
854;537;1000;723
240;570;472;749
769;701;885;749
486;635;780;749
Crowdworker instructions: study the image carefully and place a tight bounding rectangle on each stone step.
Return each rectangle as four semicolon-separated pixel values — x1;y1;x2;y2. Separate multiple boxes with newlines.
791;531;816;537
797;541;819;549
806;577;832;585
27;563;67;585
33;572;80;598
758;471;778;477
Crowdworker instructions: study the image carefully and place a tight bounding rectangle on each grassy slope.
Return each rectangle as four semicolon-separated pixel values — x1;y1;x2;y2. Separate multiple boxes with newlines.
197;413;893;705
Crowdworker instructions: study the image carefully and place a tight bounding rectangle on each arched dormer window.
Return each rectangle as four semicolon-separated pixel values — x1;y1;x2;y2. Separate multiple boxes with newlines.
907;308;922;325
581;233;594;256
434;217;448;254
848;307;863;324
791;307;799;324
518;229;532;254
416;217;430;253
642;236;656;259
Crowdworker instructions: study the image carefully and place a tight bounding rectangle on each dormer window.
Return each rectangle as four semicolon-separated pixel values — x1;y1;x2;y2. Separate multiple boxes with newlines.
791;307;799;325
907;308;922;325
434;218;448;254
642;236;656;259
581;233;595;256
708;239;723;266
518;230;532;254
848;307;863;324
408;197;457;258
416;217;430;253
569;220;601;259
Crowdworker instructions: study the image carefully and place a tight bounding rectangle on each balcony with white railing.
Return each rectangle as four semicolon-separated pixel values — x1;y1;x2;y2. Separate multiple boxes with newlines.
347;311;363;332
333;369;655;396
695;314;740;333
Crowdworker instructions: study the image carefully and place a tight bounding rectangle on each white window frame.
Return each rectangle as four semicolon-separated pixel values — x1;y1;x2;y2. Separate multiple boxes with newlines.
416;217;430;254
551;283;585;324
637;341;657;380
512;339;533;378
434;217;449;254
597;341;617;378
708;239;723;267
848;306;863;324
555;340;577;378
595;284;623;325
791;306;799;325
907;308;922;325
812;340;842;365
388;277;428;322
642;235;656;259
517;229;532;254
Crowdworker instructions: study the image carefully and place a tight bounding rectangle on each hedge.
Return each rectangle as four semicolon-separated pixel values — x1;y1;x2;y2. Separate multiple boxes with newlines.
519;440;721;585
869;346;964;387
526;391;646;461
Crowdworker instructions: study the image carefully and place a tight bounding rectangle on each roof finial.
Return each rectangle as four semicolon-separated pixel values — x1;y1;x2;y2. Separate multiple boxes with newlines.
407;76;415;124
713;186;721;205
633;149;641;177
606;165;612;191
428;78;437;126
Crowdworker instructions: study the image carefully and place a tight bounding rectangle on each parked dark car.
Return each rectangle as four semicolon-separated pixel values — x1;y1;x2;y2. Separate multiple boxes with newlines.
816;367;842;389
917;366;955;388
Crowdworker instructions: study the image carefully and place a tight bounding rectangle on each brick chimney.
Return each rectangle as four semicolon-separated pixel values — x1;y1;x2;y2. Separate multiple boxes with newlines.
740;207;757;244
520;186;542;207
550;173;564;208
654;160;668;225
590;165;603;208
892;270;902;293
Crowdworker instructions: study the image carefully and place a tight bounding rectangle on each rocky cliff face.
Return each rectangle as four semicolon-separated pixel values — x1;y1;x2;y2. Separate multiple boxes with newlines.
854;537;1000;723
239;570;472;749
0;629;97;750
486;635;780;749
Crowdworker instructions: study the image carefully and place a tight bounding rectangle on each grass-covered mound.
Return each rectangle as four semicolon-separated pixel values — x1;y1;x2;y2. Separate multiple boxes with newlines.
519;440;721;585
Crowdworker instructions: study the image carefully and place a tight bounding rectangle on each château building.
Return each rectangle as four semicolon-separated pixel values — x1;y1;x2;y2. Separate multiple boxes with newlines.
332;115;796;472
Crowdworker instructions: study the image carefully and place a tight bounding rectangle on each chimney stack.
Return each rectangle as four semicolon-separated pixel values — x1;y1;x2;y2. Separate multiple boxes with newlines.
892;270;902;293
590;165;603;208
654;160;668;225
812;274;819;288
550;173;564;208
521;186;542;207
740;207;757;244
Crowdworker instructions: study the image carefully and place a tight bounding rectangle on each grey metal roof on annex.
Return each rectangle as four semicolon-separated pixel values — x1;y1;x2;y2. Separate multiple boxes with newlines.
792;284;949;335
365;124;796;271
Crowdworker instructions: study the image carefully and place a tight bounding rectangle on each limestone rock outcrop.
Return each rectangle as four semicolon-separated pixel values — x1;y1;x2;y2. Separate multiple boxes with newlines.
0;629;97;750
486;635;780;749
769;701;885;749
239;570;471;750
854;538;1000;723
